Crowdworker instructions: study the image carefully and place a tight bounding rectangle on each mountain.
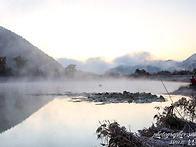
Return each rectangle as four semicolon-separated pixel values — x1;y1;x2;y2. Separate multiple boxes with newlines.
107;64;161;75
179;54;196;71
0;26;64;77
57;53;196;75
106;55;196;75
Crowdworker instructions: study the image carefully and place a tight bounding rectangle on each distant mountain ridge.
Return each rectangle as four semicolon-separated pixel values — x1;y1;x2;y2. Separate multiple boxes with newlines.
4;24;193;76
106;54;196;75
57;53;196;75
179;54;196;70
0;26;64;77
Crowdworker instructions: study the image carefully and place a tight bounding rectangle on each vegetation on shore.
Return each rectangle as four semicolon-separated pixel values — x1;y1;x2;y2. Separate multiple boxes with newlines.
105;68;196;83
106;68;196;77
96;95;196;146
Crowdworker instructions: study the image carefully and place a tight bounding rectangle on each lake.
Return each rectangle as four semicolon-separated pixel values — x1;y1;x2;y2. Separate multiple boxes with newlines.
0;79;189;147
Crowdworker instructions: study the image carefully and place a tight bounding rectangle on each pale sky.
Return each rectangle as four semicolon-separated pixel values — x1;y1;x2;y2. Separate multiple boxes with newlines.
1;0;196;62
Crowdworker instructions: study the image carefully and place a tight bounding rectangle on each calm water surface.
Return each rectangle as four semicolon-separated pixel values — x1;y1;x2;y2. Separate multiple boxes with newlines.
0;79;189;147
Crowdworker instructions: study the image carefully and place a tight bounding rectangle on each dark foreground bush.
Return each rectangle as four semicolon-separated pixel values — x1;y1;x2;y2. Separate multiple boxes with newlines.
96;97;196;147
96;120;143;147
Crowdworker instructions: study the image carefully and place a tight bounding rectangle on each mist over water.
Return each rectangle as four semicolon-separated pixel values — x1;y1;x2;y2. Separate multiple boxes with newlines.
0;79;188;146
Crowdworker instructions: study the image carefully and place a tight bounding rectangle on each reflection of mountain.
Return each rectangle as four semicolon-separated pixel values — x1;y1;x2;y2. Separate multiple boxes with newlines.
0;89;53;133
0;26;64;77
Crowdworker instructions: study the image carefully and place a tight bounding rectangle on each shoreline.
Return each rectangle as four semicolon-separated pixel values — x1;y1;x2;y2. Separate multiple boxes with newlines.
171;85;196;97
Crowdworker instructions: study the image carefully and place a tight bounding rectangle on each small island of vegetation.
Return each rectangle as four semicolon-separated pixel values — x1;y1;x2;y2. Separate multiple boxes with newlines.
68;91;165;104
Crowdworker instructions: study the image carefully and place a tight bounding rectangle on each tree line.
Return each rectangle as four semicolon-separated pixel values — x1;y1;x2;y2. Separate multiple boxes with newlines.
106;68;196;78
0;56;27;77
1;56;196;79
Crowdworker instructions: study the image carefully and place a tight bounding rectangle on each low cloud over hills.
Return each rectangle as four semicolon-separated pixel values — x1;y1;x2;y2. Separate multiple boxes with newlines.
1;26;195;77
57;57;111;74
57;52;196;75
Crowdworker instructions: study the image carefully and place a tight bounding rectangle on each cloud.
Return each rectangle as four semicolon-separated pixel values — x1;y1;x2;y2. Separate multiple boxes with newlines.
57;51;195;75
82;58;112;74
113;51;154;65
57;57;112;74
56;51;158;74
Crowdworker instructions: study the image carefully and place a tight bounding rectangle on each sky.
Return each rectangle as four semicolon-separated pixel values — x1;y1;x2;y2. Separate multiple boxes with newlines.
1;0;196;62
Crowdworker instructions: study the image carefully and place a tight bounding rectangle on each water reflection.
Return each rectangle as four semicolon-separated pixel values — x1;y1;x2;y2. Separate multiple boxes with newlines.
0;81;56;133
0;95;189;147
0;80;189;146
0;89;53;133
